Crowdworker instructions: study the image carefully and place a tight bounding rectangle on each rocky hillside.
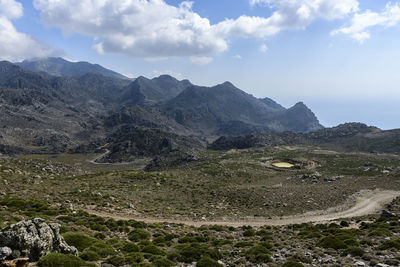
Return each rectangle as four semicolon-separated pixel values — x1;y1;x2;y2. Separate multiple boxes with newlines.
0;58;326;161
165;82;323;135
210;123;400;154
17;57;128;80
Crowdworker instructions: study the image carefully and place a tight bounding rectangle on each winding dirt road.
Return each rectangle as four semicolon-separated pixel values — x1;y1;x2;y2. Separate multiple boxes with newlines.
84;190;400;227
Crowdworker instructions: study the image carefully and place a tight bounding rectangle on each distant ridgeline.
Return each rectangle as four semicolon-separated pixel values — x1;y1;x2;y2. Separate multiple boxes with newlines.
209;123;400;154
1;57;326;161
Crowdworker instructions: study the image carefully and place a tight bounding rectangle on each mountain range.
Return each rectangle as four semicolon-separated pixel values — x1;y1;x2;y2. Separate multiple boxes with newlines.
0;57;325;161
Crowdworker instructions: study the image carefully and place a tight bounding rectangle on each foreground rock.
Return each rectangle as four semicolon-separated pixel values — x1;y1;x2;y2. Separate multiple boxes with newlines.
0;218;78;261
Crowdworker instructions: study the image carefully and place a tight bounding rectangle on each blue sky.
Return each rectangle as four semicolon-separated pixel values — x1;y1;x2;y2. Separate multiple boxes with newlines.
1;0;400;129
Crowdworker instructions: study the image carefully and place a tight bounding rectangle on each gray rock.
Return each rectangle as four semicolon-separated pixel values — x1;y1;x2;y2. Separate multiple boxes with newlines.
0;218;78;261
0;246;12;260
381;210;397;218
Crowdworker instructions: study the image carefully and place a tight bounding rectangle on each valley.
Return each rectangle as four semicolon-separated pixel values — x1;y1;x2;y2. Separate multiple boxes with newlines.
1;57;400;266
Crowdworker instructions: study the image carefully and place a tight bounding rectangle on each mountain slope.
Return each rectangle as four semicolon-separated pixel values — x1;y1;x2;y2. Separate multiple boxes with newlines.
0;60;326;159
164;82;323;135
121;75;192;106
210;123;400;154
17;57;128;80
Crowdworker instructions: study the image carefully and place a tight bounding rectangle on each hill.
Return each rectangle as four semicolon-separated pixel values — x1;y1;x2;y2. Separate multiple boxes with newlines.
0;58;326;161
210;123;400;154
17;57;128;80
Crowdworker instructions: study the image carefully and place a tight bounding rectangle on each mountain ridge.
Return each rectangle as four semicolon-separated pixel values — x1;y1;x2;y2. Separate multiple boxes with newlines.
17;57;128;80
0;58;325;161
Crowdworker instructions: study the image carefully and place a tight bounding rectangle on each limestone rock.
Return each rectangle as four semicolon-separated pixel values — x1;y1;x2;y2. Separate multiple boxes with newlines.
0;247;12;260
0;218;78;261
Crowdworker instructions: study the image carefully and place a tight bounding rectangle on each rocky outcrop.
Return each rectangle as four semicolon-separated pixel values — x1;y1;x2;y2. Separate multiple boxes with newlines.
0;218;78;261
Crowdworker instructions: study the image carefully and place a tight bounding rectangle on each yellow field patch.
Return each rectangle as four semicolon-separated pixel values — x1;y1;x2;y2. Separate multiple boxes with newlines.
272;162;294;168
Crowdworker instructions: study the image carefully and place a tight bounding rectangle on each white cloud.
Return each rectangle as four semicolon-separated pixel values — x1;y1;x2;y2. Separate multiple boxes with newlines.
34;0;227;58
0;0;22;18
332;3;400;43
190;56;214;65
259;44;268;53
0;0;56;61
233;54;242;59
33;0;359;59
217;0;359;39
123;72;135;79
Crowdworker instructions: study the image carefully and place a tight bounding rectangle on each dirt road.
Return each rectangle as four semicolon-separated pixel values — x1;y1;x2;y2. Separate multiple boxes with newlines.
84;190;400;227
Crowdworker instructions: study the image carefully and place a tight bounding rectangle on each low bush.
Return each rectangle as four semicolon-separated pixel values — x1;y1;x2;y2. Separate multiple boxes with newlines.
105;255;125;266
368;228;393;237
38;253;93;267
341;247;366;257
87;242;117;257
152;257;175;267
317;235;347;250
245;244;272;263
62;233;97;252
234;241;253;248
128;228;151;242
141;245;165;255
79;251;101;261
379;239;400;250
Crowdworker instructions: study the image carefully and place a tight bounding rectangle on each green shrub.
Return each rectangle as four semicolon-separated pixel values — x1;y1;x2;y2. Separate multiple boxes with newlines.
141;245;165;255
209;225;225;232
341;247;366;257
245;245;272;263
379;239;400;250
369;229;393;237
234;241;253;248
212;239;233;247
122;241;140;253
298;230;321;239
317;235;348;250
344;238;359;247
59;225;70;234
174;243;221;263
152;257;175;267
340;221;350;227
128;220;147;228
88;242;117;257
178;236;198;243
281;261;305;267
125;252;144;264
243;229;256;237
197;256;223;267
62;233;97;252
105;255;125;266
38;253;93;267
80;251;101;261
128;228;151;242
94;232;106;240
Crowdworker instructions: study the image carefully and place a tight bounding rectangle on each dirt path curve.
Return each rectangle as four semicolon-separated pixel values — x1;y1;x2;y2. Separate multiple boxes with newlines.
84;190;400;227
88;149;111;164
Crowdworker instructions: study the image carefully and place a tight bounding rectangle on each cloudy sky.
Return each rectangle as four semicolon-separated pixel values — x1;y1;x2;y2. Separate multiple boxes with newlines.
1;0;400;129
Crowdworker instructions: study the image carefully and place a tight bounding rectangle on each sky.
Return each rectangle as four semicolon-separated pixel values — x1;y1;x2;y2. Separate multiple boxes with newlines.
1;0;400;129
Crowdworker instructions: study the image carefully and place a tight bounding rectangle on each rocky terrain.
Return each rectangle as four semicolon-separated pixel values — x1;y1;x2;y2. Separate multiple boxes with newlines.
1;57;400;266
0;58;323;163
1;146;400;266
210;123;400;154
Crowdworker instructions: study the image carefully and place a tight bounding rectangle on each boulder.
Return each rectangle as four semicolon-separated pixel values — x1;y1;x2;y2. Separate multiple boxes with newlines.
0;247;12;260
0;218;78;261
381;210;397;218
